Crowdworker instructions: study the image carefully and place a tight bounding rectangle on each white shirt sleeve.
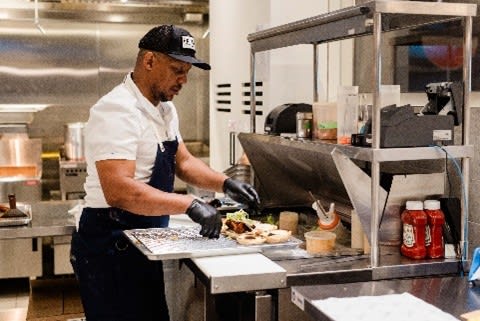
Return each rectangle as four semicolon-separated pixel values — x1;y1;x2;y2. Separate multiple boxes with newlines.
86;89;144;162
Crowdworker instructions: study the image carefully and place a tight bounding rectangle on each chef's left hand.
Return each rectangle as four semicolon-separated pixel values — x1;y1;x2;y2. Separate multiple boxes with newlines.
223;178;260;210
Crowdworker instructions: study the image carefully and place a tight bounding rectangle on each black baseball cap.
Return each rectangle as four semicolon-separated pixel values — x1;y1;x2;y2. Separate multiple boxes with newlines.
138;25;211;70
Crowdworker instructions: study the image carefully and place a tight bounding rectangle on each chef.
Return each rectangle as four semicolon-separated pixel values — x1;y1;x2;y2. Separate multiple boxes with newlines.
70;24;260;321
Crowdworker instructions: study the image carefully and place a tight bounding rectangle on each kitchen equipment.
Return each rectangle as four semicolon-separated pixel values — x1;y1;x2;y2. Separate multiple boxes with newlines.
420;81;463;125
59;160;86;200
0;132;43;203
64;122;86;161
380;104;454;147
224;163;251;184
0;202;32;227
208;197;247;215
3;193;27;218
60;122;87;200
0;133;42;178
264;103;312;135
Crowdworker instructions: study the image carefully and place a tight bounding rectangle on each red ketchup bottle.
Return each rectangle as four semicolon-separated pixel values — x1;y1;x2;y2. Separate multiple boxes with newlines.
423;200;445;259
401;201;427;259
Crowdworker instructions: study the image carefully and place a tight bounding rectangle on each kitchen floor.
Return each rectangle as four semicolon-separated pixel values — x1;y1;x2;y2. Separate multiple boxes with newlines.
0;277;85;321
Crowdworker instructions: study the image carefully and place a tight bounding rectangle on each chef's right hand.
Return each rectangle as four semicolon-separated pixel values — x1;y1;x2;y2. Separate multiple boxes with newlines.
186;199;222;239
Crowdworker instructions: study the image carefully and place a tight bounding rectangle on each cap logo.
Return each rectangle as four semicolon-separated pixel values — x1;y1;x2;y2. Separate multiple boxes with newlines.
182;36;196;50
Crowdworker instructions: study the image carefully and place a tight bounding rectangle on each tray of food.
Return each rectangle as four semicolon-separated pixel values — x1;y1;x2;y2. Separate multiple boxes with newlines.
123;210;301;260
0;202;32;227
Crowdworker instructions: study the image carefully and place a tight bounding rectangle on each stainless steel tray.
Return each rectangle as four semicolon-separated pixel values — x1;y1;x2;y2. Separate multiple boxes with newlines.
123;226;302;260
0;203;32;227
0;216;31;227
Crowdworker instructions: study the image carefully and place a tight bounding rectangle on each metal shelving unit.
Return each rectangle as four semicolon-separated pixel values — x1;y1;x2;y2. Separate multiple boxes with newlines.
247;1;477;272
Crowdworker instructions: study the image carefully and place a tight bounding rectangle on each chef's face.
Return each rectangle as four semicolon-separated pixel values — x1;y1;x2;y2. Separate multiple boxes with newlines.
151;52;192;102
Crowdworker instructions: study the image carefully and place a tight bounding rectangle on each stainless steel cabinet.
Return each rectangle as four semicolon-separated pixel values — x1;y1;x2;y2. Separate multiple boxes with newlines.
0;238;42;278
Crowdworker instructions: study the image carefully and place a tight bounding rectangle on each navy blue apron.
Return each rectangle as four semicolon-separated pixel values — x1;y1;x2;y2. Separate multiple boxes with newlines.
70;140;178;321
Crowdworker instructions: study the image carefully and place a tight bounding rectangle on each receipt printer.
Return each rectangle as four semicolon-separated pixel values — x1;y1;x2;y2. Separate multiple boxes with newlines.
380;104;454;147
264;103;312;135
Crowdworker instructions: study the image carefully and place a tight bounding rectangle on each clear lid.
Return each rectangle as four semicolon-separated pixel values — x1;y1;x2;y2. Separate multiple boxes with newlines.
424;200;441;210
405;201;423;211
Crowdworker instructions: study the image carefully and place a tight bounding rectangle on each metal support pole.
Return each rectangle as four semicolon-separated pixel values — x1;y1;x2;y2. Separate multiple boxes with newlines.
370;11;382;268
461;15;472;261
250;49;257;133
313;44;319;102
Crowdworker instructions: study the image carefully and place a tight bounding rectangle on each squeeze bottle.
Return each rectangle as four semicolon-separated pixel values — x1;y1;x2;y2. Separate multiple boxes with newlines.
400;201;427;259
424;200;445;259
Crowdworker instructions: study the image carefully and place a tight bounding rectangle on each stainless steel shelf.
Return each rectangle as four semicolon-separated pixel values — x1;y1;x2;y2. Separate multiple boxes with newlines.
246;0;477;272
271;246;463;287
240;133;474;163
248;1;476;53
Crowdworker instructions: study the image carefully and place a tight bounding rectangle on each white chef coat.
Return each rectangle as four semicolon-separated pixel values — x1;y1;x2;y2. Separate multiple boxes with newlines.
83;73;183;208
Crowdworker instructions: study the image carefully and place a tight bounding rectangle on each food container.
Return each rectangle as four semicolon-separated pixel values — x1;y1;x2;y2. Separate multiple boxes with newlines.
64;122;86;161
313;102;337;140
279;211;298;234
305;230;336;254
296;112;313;138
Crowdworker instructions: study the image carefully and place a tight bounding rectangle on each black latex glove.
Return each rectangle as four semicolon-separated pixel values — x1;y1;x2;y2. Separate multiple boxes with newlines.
223;178;261;211
186;199;222;239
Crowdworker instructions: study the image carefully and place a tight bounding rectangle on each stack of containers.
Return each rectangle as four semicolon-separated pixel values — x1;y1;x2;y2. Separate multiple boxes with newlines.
336;86;358;145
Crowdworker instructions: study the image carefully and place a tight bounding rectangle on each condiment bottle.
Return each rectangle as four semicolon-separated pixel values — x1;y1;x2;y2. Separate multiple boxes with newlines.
315;203;348;244
400;201;427;259
423;200;445;259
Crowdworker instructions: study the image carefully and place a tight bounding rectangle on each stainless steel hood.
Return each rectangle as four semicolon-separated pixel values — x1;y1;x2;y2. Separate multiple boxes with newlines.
4;0;209;24
0;1;209;114
0;20;142;106
0;0;210;145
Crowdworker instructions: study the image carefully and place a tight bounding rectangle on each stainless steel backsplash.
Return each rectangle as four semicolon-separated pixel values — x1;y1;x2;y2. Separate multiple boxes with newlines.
0;18;209;144
0;9;209;198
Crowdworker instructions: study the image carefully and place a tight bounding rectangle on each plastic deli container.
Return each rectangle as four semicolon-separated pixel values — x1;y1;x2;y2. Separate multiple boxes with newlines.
313;102;337;140
305;230;336;254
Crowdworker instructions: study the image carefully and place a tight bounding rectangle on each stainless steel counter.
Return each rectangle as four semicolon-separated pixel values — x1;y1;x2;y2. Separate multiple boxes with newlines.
291;276;479;320
267;244;463;286
0;200;78;240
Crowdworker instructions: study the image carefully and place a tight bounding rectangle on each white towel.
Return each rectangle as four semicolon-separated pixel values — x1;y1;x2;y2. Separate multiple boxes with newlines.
67;203;85;232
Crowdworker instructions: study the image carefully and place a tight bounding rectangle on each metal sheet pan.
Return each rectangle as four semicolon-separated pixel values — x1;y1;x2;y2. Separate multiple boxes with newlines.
123;226;302;261
0;203;32;227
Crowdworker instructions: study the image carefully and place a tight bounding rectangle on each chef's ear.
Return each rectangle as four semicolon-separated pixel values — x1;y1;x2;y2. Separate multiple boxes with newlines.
142;51;156;70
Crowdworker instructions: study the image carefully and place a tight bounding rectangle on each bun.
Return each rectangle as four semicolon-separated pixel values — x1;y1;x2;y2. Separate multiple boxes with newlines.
264;229;291;244
236;232;266;245
253;223;277;234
